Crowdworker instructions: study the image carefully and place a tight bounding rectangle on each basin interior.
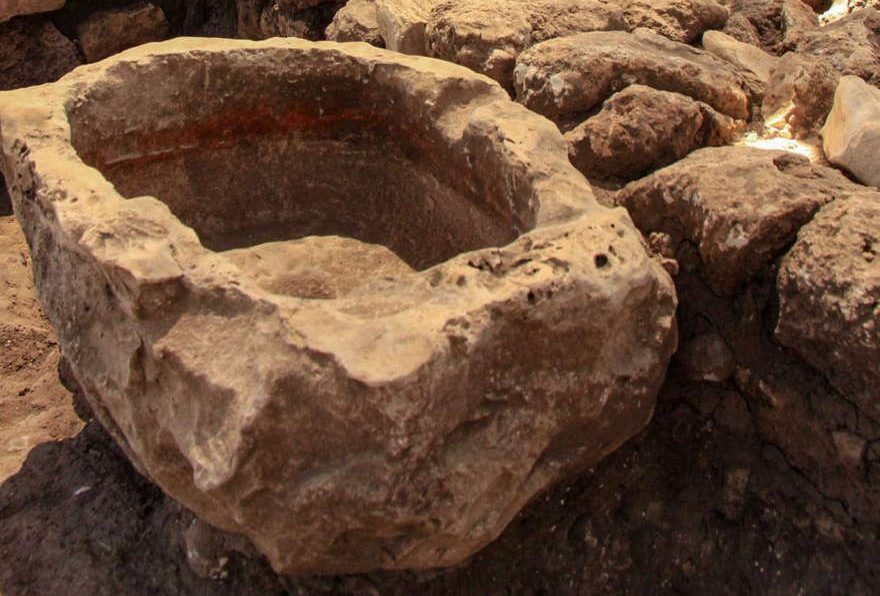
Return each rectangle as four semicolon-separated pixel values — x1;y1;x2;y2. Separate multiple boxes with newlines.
68;50;533;271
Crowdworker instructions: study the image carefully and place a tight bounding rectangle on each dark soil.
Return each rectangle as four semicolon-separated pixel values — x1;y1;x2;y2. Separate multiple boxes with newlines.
1;372;878;595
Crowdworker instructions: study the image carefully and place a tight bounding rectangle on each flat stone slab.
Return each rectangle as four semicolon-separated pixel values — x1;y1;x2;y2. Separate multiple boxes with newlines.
0;38;677;575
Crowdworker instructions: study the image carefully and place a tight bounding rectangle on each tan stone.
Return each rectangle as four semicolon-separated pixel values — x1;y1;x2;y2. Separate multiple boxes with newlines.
617;146;865;295
425;0;624;91
376;0;434;53
77;1;170;63
565;85;737;181
326;0;384;45
776;195;880;422
702;29;778;82
0;38;677;575
604;0;728;42
796;8;880;85
822;75;880;187
514;30;758;127
0;0;64;23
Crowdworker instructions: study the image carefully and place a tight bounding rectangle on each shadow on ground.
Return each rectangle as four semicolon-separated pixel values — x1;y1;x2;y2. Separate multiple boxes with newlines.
2;371;877;596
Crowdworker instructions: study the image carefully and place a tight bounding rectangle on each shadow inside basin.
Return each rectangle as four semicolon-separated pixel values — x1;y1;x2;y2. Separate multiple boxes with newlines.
68;50;529;270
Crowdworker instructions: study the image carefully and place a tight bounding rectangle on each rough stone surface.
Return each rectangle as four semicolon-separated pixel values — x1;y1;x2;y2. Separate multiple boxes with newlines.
776;195;880;423
514;30;759;127
721;10;762;46
565;85;737;181
703;29;778;81
76;1;170;63
722;0;818;53
0;37;676;575
259;0;345;40
616;146;866;295
822;75;880;186
425;0;625;91
0;0;64;22
763;52;839;138
675;330;736;382
796;8;880;84
605;0;728;42
325;0;383;44
0;16;81;90
376;0;434;53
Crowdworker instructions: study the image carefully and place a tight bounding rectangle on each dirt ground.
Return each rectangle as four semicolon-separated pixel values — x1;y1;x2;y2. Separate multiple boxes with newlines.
1;210;878;595
0;215;83;483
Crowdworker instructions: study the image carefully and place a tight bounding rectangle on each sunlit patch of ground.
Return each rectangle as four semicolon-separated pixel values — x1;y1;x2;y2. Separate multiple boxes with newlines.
820;0;851;24
734;103;824;161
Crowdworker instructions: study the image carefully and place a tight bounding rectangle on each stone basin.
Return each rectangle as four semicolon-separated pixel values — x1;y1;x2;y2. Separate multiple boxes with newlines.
0;38;676;574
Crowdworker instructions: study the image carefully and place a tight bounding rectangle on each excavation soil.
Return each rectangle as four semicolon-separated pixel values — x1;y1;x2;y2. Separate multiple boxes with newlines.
1;214;877;594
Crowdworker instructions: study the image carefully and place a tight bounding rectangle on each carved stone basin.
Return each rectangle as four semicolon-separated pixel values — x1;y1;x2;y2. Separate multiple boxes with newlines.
0;38;676;574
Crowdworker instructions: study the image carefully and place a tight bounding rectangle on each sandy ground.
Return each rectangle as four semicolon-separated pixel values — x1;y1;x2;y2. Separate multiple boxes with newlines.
0;215;82;483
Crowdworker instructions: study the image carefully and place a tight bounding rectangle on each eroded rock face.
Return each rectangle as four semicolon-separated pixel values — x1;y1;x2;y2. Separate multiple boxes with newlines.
425;0;625;91
376;0;727;88
822;75;880;186
514;30;758;127
77;1;170;63
722;0;818;53
565;85;737;181
796;8;880;84
616;146;865;295
0;38;676;575
325;0;383;44
776;195;880;423
0;16;81;90
376;0;433;53
605;0;728;42
0;0;64;23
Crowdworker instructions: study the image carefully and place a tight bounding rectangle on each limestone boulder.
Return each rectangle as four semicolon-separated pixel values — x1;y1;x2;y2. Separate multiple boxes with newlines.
0;16;81;90
0;38;677;575
565;85;737;181
763;52;839;138
604;0;728;42
0;0;64;22
702;29;779;82
617;146;865;295
796;8;880;85
822;75;880;186
776;195;880;422
76;1;170;63
376;0;434;53
514;30;759;127
325;0;383;45
425;0;625;91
